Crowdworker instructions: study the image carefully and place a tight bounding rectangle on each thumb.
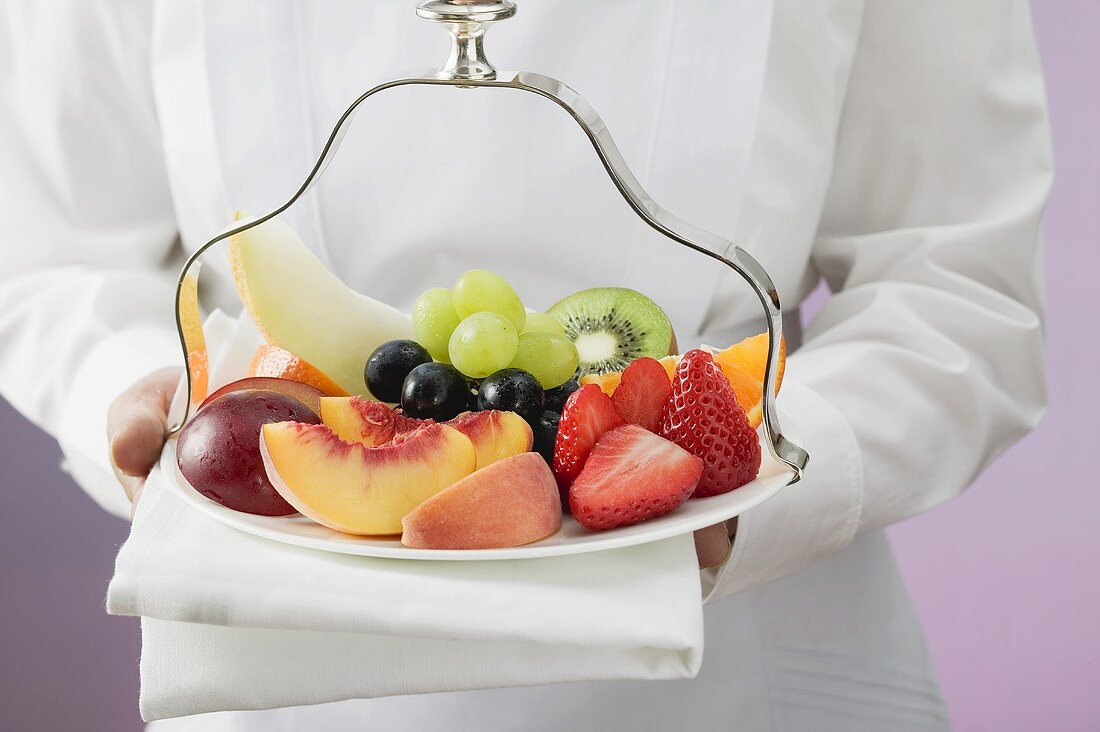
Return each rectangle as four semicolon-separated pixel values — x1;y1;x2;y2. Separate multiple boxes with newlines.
107;367;180;479
694;520;735;569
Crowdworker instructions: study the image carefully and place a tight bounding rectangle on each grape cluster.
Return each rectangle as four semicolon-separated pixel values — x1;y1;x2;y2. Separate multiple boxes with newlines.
365;269;583;462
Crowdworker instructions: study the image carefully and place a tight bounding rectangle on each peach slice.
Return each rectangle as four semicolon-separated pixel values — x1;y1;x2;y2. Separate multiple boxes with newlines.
442;410;533;469
401;452;562;549
319;396;426;446
260;422;475;535
320;397;532;468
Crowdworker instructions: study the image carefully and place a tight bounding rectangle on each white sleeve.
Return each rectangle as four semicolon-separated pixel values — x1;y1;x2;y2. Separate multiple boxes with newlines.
706;1;1051;600
0;2;182;518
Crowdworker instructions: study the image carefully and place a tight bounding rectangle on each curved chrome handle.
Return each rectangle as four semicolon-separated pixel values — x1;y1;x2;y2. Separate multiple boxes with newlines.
170;69;808;483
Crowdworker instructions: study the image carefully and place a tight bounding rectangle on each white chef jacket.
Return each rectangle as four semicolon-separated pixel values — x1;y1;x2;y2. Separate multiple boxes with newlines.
0;1;1050;730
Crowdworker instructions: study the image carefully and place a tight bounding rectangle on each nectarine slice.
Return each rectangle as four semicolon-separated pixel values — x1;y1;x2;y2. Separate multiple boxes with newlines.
319;396;426;446
401;452;562;549
320;397;532;469
440;410;533;469
260;422;475;535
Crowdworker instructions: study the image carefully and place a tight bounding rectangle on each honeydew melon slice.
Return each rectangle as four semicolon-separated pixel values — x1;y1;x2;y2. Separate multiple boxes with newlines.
228;215;412;396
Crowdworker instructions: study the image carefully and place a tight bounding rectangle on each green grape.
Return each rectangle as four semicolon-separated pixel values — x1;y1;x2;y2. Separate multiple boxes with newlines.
448;312;519;378
452;269;526;331
412;287;461;363
509;332;579;389
521;311;566;337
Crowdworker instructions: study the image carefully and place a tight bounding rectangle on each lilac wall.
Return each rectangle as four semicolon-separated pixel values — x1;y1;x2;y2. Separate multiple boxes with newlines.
885;5;1100;729
0;4;1095;730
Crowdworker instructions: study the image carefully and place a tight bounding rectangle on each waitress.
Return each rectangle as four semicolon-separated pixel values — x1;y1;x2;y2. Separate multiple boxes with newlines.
0;1;1050;730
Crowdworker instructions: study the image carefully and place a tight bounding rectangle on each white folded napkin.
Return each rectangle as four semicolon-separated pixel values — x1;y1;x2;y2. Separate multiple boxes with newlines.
105;313;705;721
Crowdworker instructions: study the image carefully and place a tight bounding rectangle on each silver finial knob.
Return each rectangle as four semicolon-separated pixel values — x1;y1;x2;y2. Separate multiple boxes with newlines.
416;1;516;81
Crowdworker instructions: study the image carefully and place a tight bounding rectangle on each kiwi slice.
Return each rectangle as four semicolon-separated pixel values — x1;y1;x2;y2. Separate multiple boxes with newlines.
547;288;673;375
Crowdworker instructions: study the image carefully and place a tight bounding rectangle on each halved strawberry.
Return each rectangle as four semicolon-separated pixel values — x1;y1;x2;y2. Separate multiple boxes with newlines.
552;384;625;493
569;425;703;531
659;349;761;497
612;357;672;432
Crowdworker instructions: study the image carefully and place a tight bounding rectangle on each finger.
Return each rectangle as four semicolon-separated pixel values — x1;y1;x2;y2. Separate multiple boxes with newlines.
694;522;732;569
108;367;180;479
112;469;145;506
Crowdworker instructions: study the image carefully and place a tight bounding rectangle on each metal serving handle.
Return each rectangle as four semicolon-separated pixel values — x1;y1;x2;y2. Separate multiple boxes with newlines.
170;0;809;483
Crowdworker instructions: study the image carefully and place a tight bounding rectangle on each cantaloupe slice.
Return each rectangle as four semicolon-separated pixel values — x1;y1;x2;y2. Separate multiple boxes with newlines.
178;272;208;407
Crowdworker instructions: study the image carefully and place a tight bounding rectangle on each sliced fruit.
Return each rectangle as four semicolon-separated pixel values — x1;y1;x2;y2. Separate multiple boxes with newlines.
568;425;703;531
322;396;532;469
551;384;625;493
179;271;209;407
548;287;673;376
319;396;426;446
579;333;786;429
659;355;679;380
261;422;476;535
579;346;679;396
447;410;533;469
401;452;562;549
713;332;786;387
611;357;672;432
659;350;761;497
713;334;787;428
579;370;621;397
247;345;349;397
228;215;412;396
199;377;326;414
177;390;321;516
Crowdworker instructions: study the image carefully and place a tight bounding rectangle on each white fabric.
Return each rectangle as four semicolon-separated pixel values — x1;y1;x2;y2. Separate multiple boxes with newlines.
0;0;1051;729
110;473;704;719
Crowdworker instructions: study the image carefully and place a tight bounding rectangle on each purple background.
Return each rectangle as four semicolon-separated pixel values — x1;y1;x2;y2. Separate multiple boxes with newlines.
0;4;1095;730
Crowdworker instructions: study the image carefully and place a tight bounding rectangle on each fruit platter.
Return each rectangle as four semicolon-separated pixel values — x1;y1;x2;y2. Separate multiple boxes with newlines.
165;217;799;559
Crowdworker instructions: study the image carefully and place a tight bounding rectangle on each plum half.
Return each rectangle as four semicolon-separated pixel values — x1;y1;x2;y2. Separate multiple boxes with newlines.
177;389;320;515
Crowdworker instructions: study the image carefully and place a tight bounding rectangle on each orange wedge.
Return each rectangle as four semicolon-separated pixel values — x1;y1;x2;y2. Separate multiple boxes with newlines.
179;273;208;407
579;370;622;396
578;332;786;429
247;345;350;397
712;333;786;428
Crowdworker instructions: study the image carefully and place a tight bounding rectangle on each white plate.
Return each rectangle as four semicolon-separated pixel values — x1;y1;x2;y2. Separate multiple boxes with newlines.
162;419;798;561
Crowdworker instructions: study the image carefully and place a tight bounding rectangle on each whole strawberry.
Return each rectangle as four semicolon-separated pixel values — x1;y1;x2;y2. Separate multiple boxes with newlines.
659;349;761;497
